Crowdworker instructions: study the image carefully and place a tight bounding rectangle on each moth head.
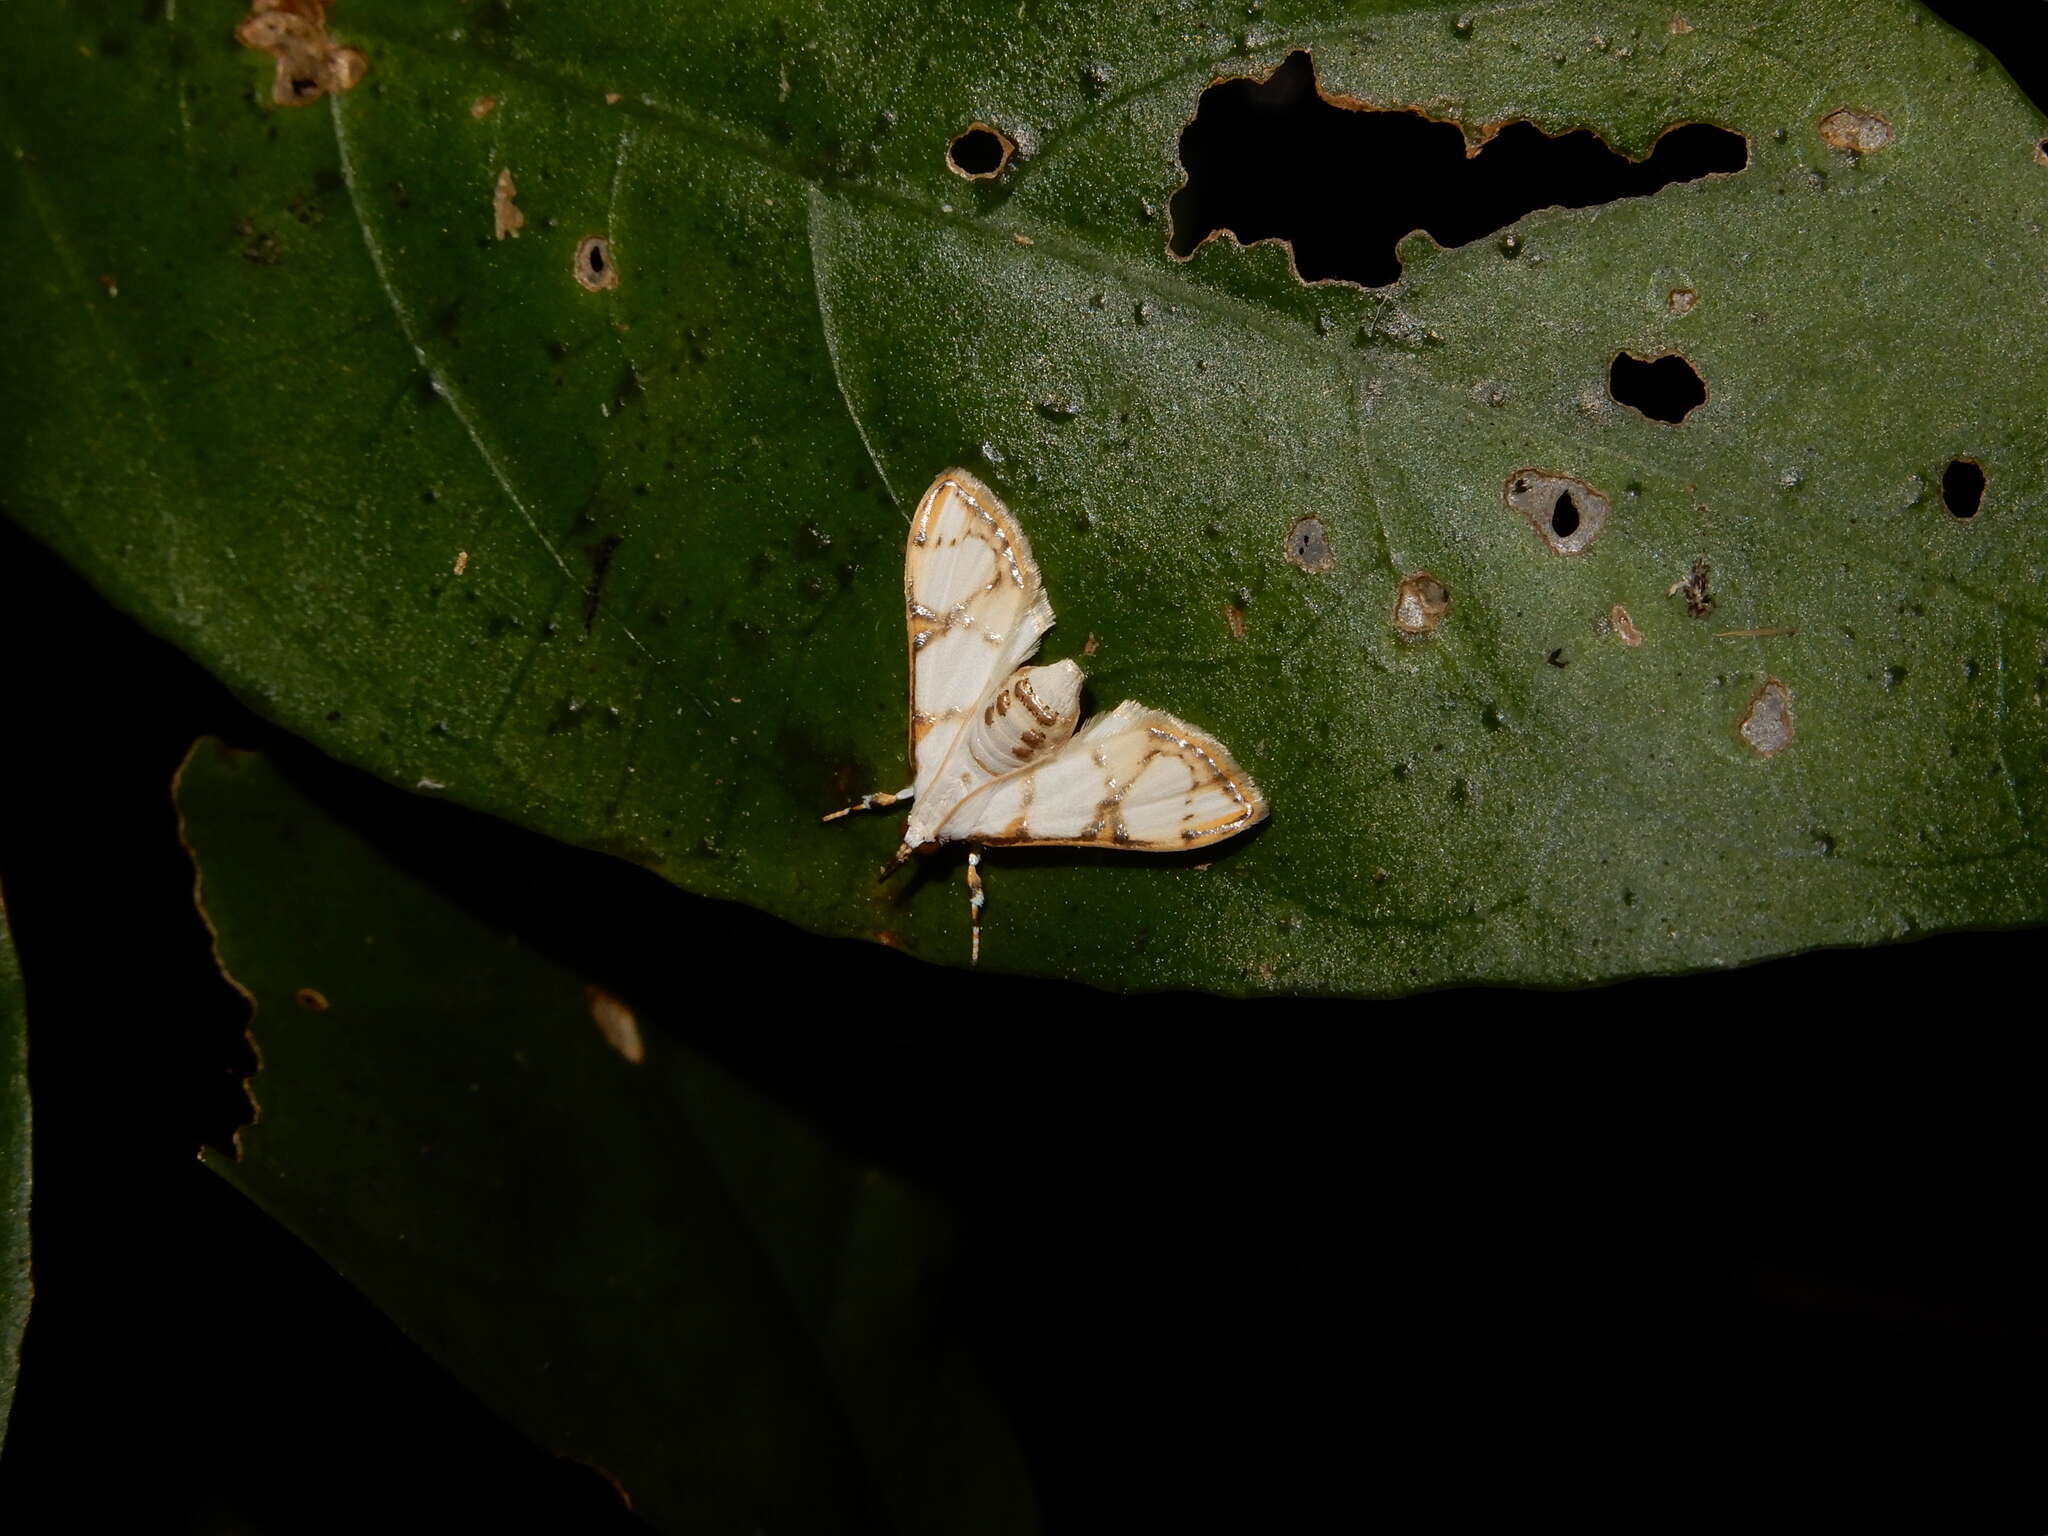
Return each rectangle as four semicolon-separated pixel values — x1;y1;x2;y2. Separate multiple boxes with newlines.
1013;659;1084;740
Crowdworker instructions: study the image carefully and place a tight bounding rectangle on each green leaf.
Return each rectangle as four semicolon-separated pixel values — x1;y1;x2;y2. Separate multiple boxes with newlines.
5;2;2046;993
0;885;26;1448
178;739;1036;1534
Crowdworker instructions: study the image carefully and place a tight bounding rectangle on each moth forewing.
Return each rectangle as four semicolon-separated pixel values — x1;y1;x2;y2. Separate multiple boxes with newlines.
899;470;1055;849
936;701;1268;850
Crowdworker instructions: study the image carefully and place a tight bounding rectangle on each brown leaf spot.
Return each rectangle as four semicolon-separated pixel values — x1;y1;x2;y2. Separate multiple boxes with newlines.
585;985;646;1064
492;168;525;240
1739;678;1795;757
574;235;618;291
1224;603;1247;640
1669;16;1694;33
470;95;498;120
452;550;469;576
235;0;367;107
294;987;330;1012
1284;515;1335;573
1818;108;1894;155
1082;632;1100;656
1392;572;1451;637
1608;604;1643;646
1504;470;1610;555
1667;286;1698;315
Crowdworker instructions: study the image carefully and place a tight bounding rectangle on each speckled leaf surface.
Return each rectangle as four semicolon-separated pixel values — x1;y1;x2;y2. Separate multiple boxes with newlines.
180;740;1035;1535
0;890;26;1448
4;1;2046;994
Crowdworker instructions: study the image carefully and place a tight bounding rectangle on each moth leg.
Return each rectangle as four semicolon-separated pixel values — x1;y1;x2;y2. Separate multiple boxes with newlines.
966;847;986;966
820;785;914;823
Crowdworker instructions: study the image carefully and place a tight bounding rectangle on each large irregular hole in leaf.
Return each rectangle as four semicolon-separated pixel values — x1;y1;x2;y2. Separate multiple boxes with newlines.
1608;350;1708;423
1169;49;1749;285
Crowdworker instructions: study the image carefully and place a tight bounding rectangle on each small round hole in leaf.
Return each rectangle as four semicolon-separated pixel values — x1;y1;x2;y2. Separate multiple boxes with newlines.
1941;457;1986;520
947;124;1014;179
574;235;618;292
1503;468;1610;555
1550;492;1580;539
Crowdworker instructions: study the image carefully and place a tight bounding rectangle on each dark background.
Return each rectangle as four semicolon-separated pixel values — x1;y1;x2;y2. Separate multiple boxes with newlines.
3;4;2046;1529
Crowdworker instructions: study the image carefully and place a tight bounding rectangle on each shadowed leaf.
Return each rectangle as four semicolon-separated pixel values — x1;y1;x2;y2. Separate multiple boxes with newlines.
0;889;26;1447
179;740;1036;1536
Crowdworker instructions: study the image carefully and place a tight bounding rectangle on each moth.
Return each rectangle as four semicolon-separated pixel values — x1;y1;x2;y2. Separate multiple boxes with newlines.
825;468;1268;961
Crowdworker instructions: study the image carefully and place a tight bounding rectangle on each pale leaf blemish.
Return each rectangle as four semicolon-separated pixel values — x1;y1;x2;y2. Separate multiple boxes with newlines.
1504;470;1610;555
1669;16;1694;33
493;168;525;240
1818;108;1894;154
1608;604;1643;646
235;0;367;107
452;550;469;576
1392;572;1451;638
1739;678;1795;757
1284;515;1335;573
586;985;646;1064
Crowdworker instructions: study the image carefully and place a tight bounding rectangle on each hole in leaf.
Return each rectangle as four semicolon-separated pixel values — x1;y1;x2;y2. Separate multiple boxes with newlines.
574;235;617;292
1505;469;1610;555
947;124;1014;179
1169;50;1748;286
1942;457;1986;520
1608;350;1707;422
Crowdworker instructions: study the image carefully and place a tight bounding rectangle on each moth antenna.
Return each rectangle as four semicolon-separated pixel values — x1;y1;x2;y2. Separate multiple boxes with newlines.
966;847;986;966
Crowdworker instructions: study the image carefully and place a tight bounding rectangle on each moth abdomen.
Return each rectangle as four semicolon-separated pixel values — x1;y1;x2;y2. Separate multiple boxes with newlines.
967;659;1083;777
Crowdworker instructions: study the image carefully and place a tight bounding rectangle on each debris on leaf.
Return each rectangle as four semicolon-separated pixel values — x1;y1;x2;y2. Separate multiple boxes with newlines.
235;0;367;107
1668;558;1714;616
493;169;525;241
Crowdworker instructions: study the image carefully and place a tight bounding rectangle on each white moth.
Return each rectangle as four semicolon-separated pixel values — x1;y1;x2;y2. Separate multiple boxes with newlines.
825;468;1269;961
